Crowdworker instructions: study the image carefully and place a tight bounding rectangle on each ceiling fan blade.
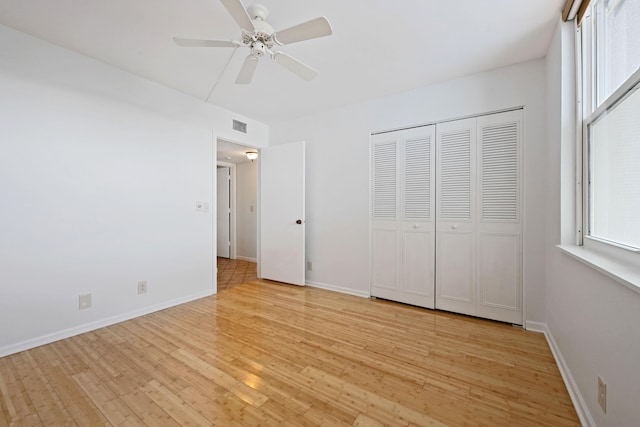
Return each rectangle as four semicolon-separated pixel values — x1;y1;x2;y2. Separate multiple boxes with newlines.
173;37;238;48
220;0;255;33
236;55;259;84
274;17;333;45
274;52;318;81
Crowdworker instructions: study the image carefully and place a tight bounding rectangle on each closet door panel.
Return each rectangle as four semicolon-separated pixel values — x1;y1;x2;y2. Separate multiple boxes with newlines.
476;233;521;323
476;110;523;324
371;227;399;298
371;137;400;300
401;228;434;308
435;118;476;315
400;127;435;308
436;231;475;315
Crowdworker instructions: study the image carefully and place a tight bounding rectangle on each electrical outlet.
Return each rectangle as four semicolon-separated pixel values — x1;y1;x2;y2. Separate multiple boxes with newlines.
79;294;92;310
307;261;313;271
598;376;607;413
138;280;148;295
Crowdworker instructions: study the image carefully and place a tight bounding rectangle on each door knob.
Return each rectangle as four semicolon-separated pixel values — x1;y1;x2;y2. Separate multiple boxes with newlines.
296;219;303;224
451;224;458;230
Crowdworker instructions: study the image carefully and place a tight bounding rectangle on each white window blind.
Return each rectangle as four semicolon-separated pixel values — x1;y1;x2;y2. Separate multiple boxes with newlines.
593;0;640;105
582;0;640;250
589;83;640;248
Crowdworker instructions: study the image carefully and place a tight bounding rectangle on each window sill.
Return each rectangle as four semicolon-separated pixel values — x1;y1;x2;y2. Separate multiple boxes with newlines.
557;244;640;295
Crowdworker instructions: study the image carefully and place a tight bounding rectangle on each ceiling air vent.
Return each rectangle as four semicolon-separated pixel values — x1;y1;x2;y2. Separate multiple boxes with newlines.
233;119;247;134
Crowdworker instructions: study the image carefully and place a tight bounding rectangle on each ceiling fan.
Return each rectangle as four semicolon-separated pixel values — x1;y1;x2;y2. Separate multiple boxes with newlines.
173;0;333;84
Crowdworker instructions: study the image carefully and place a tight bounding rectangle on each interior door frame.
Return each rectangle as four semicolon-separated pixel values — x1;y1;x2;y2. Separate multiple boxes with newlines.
214;136;261;294
214;138;305;289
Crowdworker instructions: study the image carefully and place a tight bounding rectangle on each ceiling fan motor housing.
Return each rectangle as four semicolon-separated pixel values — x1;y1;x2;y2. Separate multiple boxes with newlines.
247;4;269;21
241;17;275;57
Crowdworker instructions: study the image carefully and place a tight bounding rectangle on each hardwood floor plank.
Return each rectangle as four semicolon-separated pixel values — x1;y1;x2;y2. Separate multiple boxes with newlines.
142;379;212;426
9;351;75;426
0;358;19;424
0;267;579;426
170;349;268;407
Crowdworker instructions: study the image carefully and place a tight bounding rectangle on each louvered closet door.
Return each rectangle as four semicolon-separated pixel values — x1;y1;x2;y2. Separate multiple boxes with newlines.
400;126;435;308
435;118;477;316
371;138;399;299
475;110;522;324
371;126;435;308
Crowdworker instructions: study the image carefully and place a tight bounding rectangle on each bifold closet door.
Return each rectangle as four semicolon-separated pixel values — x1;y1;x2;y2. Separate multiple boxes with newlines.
435;110;523;324
371;126;435;309
435;118;477;316
475;110;522;324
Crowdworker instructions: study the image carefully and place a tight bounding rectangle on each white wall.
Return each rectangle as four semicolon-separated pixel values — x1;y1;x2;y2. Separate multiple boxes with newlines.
0;25;268;148
236;161;258;261
545;19;640;427
270;59;548;317
0;24;267;356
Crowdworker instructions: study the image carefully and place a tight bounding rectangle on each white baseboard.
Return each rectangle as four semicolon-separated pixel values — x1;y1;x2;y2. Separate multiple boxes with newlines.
526;321;595;427
524;320;547;333
305;280;370;298
0;289;214;358
236;256;257;263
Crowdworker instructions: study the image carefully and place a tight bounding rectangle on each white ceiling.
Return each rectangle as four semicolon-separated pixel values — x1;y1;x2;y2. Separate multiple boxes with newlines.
0;0;564;124
216;139;255;164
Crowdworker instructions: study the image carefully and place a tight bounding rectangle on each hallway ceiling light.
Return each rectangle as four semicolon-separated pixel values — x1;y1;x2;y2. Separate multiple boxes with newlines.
246;151;258;161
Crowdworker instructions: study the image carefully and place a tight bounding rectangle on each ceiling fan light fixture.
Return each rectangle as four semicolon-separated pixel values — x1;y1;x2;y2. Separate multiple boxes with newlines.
173;0;333;85
246;151;258;161
251;42;267;56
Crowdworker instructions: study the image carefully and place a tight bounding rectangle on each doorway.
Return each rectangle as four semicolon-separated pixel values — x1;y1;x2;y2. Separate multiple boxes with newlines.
215;139;307;290
216;139;259;289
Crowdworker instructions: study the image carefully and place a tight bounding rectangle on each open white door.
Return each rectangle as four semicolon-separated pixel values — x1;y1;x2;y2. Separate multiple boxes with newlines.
217;167;231;258
259;141;305;286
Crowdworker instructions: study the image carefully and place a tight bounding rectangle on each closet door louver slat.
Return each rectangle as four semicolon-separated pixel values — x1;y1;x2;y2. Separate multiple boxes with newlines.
404;137;431;220
439;130;472;220
481;123;518;222
373;142;397;220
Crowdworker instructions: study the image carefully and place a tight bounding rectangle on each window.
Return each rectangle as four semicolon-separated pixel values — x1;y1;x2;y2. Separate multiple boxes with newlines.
581;0;640;250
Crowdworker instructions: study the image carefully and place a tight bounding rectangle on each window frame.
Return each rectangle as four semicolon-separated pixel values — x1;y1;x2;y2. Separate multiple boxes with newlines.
578;0;640;254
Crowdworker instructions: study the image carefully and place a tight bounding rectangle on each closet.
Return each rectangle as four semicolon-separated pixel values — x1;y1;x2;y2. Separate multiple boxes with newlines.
371;125;436;308
370;109;523;324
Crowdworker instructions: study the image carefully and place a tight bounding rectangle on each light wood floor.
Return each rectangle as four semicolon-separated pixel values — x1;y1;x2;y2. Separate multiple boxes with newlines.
0;278;579;426
217;258;257;291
